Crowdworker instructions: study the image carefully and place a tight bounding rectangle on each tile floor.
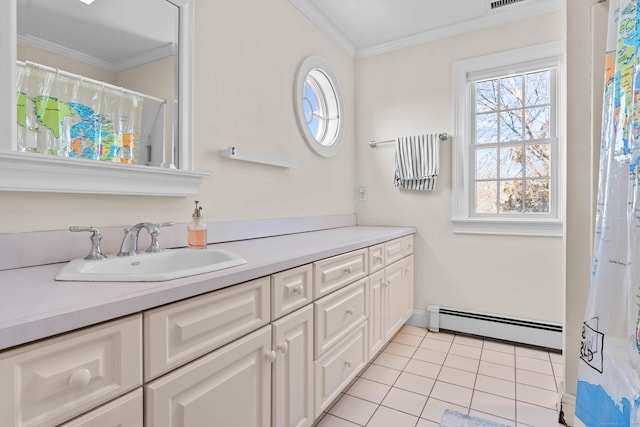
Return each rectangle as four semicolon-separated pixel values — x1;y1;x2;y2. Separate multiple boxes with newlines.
315;325;565;427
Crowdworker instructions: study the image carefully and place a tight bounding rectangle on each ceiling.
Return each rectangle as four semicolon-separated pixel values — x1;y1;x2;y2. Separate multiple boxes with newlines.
17;0;178;72
291;0;565;58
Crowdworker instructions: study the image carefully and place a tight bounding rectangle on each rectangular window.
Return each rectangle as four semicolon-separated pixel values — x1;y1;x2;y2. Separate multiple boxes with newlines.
472;69;554;215
452;42;563;236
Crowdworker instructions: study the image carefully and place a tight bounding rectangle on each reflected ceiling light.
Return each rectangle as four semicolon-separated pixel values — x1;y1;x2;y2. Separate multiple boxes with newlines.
78;0;96;4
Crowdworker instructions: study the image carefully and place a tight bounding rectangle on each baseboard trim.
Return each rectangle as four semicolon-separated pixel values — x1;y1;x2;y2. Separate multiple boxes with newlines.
407;309;428;328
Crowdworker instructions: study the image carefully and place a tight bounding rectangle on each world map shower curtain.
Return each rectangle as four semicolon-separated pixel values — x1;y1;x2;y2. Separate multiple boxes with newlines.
16;62;142;163
576;0;640;425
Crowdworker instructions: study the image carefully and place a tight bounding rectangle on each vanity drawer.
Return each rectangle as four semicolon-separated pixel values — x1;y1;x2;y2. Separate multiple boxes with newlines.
403;234;414;256
384;238;404;266
0;315;142;427
271;264;313;320
144;277;270;381
314;248;368;298
59;388;143;427
369;243;385;274
314;322;367;415
314;278;368;358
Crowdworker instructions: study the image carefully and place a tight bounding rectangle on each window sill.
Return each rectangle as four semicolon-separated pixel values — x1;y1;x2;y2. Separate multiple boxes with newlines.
0;151;208;196
451;217;563;237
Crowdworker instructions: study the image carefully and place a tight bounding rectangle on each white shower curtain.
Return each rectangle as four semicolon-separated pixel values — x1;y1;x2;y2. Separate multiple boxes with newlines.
16;62;142;163
576;0;640;425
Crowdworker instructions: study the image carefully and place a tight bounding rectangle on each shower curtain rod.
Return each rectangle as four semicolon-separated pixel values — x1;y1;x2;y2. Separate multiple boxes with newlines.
369;133;449;148
17;60;167;104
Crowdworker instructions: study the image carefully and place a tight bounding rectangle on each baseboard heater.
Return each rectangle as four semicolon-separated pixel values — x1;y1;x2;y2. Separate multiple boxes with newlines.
427;305;562;350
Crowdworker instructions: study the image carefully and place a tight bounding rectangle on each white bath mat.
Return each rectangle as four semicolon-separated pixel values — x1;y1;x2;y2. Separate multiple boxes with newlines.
439;409;511;427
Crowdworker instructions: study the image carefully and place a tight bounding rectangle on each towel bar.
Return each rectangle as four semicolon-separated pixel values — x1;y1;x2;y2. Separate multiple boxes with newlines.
369;133;449;148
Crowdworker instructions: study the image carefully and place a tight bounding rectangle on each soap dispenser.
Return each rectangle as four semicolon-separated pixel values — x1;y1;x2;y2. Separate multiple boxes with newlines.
188;201;207;249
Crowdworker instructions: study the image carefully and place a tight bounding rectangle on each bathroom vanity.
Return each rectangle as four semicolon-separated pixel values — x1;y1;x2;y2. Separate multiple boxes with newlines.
0;223;415;427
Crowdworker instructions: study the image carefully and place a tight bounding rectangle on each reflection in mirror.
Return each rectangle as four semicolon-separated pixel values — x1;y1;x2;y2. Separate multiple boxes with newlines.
16;0;179;168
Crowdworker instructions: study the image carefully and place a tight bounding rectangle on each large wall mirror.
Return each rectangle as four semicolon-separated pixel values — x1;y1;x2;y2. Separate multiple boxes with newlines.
0;0;205;196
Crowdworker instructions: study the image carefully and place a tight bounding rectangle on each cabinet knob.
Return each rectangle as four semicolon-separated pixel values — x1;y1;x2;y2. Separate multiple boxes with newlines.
265;350;277;363
293;285;303;295
277;342;289;354
68;368;92;389
375;256;382;263
344;266;353;274
344;360;352;368
346;307;354;316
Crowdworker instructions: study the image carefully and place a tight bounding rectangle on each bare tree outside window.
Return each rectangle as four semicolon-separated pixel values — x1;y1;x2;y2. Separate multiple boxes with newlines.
473;69;552;215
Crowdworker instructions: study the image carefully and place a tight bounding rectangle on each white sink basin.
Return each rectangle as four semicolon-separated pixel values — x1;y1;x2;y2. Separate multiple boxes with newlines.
55;248;246;282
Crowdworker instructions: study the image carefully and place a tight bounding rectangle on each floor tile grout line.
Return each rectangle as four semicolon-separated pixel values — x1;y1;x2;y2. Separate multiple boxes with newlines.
326;328;563;427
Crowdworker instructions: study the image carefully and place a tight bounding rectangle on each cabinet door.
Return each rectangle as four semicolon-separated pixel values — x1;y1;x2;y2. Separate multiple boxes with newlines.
314;278;368;358
272;305;314;427
385;261;405;341
314;323;367;415
145;325;272;427
368;270;386;358
402;255;414;321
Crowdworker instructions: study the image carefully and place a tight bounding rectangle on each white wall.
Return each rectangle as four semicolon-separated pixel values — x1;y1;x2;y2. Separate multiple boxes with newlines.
0;0;356;233
355;11;565;324
564;0;606;418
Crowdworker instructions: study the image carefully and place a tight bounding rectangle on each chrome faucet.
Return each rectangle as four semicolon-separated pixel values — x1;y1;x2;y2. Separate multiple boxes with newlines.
118;222;173;256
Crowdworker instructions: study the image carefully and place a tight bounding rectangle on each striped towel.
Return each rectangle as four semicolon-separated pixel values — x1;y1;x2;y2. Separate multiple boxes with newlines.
394;134;440;190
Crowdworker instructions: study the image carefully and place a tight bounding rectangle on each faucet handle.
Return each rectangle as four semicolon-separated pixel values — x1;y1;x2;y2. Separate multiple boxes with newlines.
69;226;108;260
146;222;174;253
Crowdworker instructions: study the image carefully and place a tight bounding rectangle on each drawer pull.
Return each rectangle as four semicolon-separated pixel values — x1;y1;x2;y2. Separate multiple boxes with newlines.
344;360;352;368
68;368;92;389
277;342;289;354
344;266;353;274
265;350;277;363
374;256;382;263
293;285;303;295
346;307;354;316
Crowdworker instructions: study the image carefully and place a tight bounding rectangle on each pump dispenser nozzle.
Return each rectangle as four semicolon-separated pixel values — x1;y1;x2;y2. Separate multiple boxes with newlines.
192;201;203;219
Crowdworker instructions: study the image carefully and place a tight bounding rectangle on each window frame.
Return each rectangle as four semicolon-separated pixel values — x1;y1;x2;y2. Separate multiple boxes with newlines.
451;41;564;236
295;56;344;157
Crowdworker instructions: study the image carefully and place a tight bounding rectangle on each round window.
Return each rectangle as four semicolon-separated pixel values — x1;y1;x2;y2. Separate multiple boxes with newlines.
295;56;344;157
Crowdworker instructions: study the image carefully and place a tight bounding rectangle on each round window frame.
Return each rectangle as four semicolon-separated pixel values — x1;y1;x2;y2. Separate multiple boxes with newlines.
294;56;344;157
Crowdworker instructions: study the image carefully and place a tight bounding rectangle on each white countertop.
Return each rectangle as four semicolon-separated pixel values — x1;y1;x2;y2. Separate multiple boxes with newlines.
0;225;414;350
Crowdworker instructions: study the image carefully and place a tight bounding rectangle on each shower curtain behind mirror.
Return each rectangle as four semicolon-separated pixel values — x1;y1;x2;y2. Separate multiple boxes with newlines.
576;0;640;425
16;62;143;164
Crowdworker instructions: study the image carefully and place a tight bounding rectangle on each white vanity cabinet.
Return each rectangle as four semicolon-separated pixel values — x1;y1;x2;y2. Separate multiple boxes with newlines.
0;231;415;427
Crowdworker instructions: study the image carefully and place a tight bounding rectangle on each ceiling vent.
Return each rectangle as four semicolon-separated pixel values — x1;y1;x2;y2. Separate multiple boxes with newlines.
489;0;526;9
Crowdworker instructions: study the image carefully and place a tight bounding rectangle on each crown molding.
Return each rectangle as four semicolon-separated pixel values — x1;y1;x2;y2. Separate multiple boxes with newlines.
291;0;563;60
289;0;357;58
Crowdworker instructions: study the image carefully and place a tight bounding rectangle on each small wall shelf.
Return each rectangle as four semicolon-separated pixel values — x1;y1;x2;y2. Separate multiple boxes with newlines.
218;147;299;169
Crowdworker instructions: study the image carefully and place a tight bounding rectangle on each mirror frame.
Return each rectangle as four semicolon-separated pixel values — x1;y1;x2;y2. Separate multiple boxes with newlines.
0;0;206;196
